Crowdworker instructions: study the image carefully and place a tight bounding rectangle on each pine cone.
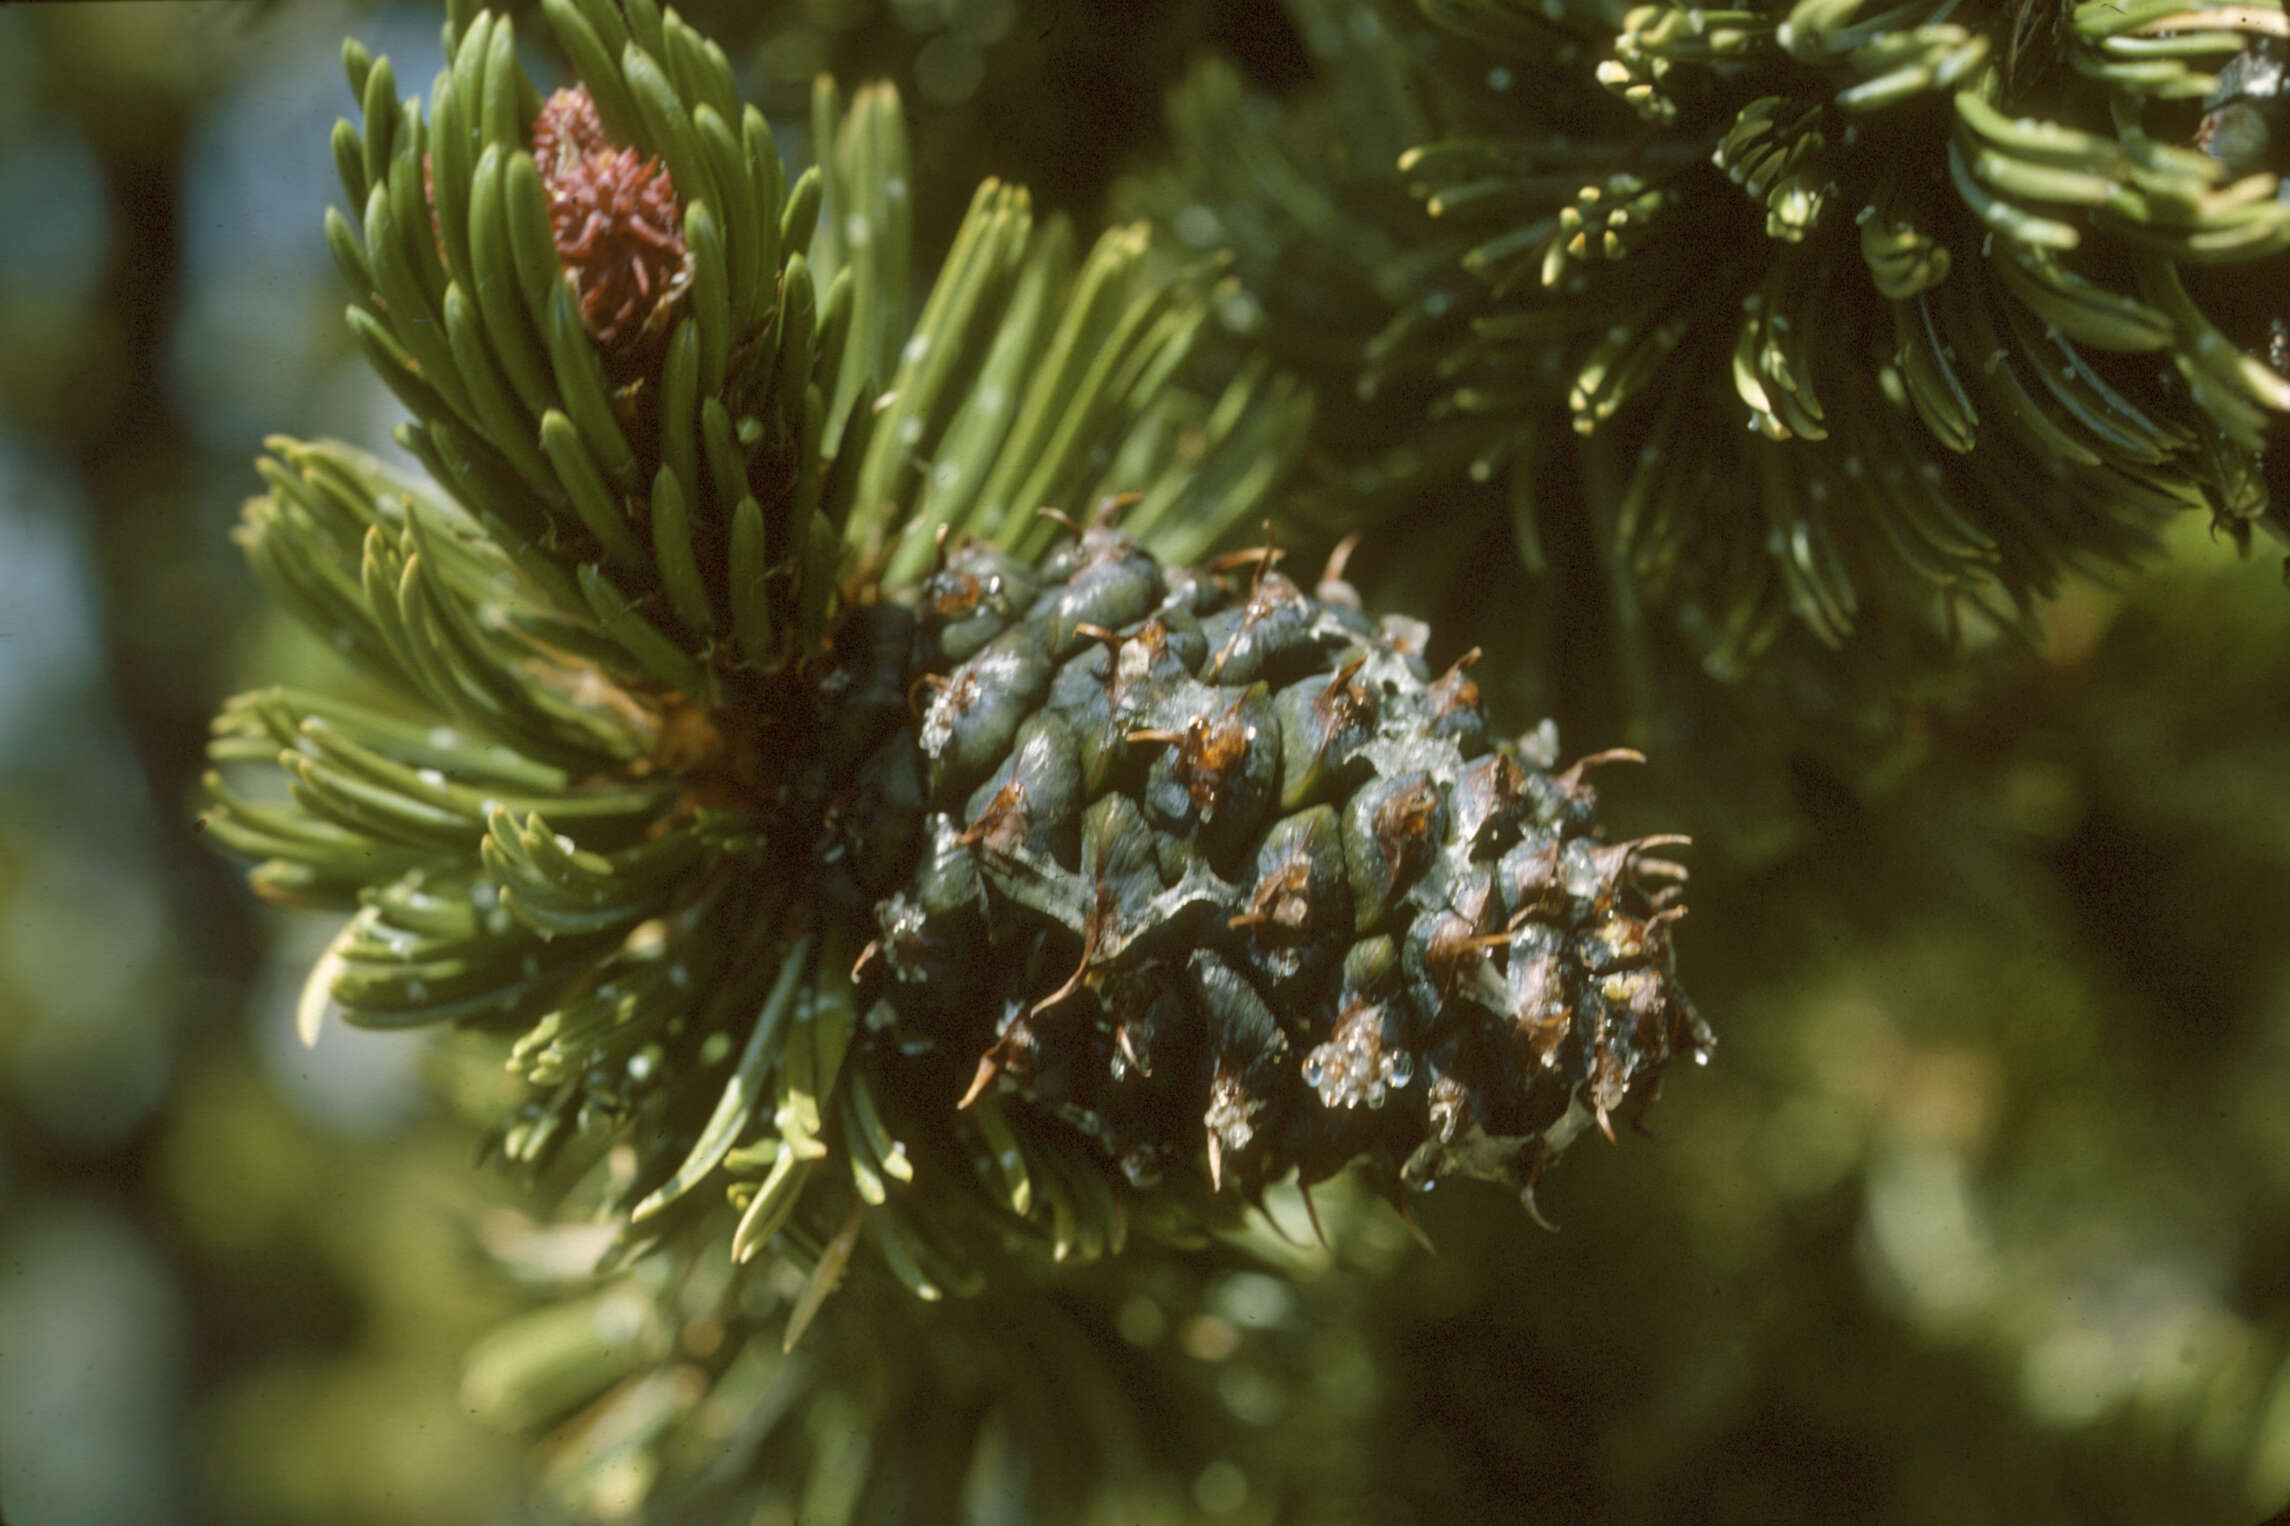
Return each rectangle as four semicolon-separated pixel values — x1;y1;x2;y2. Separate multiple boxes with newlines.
881;527;1703;1213
531;85;689;366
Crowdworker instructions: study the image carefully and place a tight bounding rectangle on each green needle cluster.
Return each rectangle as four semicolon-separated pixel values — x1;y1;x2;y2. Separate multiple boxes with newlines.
205;0;1312;1365
1134;0;2290;694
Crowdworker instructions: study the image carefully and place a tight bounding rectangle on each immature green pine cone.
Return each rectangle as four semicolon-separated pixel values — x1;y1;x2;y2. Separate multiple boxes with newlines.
881;525;1707;1213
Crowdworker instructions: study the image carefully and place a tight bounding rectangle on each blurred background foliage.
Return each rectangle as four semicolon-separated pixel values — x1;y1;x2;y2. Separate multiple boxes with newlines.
0;2;2286;1524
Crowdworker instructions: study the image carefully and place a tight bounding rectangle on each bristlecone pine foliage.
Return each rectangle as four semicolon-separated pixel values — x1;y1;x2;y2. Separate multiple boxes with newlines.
200;0;1708;1494
1135;0;2290;689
